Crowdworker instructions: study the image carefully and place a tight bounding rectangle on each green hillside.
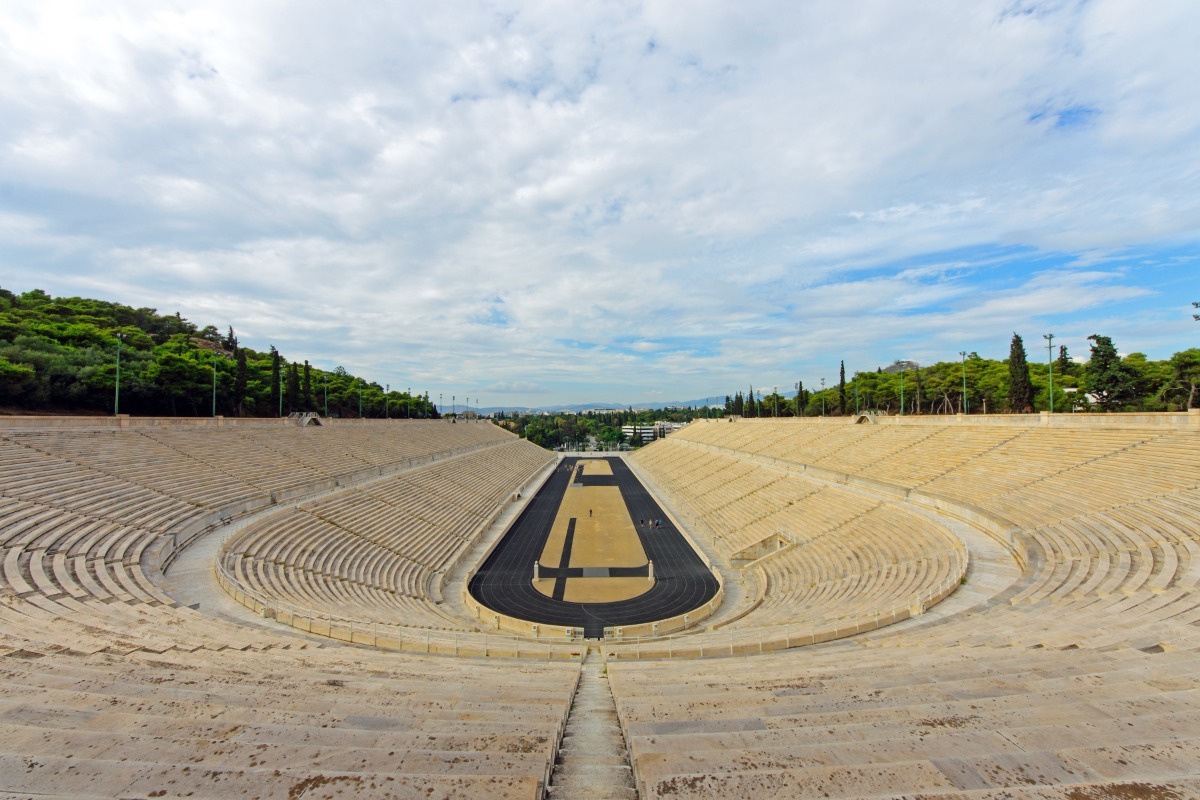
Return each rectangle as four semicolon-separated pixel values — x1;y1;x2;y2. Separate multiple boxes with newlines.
0;287;436;418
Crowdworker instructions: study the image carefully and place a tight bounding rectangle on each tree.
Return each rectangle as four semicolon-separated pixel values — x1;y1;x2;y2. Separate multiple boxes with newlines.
794;381;804;417
838;361;846;415
1163;348;1200;410
1056;345;1072;378
302;360;313;411
1086;334;1138;411
1122;352;1170;410
1008;333;1033;412
233;347;248;417
913;365;923;415
285;362;300;413
269;346;281;416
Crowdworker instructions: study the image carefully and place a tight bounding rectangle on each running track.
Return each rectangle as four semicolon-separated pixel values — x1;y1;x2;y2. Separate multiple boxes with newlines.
468;457;720;638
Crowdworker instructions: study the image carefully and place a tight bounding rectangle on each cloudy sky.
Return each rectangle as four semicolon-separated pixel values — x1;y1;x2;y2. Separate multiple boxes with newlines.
2;1;1197;407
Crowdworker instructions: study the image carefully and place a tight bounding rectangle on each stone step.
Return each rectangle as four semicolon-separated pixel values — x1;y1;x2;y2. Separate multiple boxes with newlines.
555;751;630;767
549;656;637;797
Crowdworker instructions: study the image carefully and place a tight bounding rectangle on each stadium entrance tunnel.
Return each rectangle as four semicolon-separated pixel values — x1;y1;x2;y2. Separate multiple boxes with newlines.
467;457;721;638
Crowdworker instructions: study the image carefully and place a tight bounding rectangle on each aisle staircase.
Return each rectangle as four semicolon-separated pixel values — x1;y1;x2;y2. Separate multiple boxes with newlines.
549;650;637;799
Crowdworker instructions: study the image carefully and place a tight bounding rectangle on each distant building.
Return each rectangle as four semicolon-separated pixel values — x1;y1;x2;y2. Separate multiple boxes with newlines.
622;421;687;444
622;424;657;444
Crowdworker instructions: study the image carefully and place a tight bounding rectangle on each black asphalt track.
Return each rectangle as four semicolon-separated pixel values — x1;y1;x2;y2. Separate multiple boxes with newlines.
468;456;720;638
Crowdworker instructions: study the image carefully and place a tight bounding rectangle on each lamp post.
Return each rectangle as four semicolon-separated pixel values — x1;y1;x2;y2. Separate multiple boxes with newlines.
439;393;443;419
773;386;778;418
820;378;826;417
900;370;905;417
114;333;122;416
959;351;968;414
385;384;390;419
854;374;859;415
323;373;328;418
1044;333;1055;413
408;387;412;420
358;380;362;419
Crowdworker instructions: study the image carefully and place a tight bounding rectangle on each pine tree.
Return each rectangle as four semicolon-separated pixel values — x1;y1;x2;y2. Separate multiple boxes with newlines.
1008;333;1033;412
838;361;847;415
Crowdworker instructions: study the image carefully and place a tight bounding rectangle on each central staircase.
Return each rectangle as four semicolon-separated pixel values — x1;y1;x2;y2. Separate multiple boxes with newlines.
549;650;638;799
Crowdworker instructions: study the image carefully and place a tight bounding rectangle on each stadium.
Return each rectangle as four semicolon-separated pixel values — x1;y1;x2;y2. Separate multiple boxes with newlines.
2;410;1199;798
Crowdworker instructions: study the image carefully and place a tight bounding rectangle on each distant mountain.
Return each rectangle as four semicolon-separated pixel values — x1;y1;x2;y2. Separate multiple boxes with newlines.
475;399;724;414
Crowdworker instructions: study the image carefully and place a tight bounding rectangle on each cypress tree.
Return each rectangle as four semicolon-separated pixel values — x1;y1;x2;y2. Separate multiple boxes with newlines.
1056;345;1072;377
269;346;281;417
1087;334;1137;411
285;362;300;413
1008;333;1033;412
302;361;313;411
838;361;847;415
233;347;248;417
914;365;922;415
795;381;804;417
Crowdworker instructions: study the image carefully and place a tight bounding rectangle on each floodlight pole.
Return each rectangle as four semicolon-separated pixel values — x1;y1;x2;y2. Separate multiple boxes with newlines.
774;386;778;418
900;370;905;417
1044;334;1055;413
358;381;362;419
854;375;859;415
820;378;826;417
408;387;412;419
959;351;968;414
386;384;389;419
114;333;122;416
323;373;328;418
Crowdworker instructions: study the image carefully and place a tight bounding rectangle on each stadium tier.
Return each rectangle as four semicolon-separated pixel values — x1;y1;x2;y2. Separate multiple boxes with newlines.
1;413;1199;797
620;416;1200;797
